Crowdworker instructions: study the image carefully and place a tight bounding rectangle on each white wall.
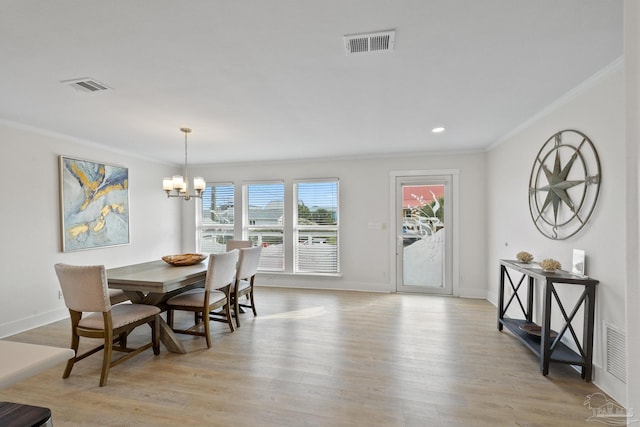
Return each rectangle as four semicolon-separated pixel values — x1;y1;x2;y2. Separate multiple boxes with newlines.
0;121;182;337
187;151;486;297
486;62;626;402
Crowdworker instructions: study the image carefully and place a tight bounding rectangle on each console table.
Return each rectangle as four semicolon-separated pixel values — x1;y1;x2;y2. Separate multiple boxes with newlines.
497;259;598;381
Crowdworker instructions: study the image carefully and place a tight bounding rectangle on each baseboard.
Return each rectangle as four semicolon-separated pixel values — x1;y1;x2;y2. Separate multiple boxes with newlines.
257;279;392;293
458;286;488;299
0;307;68;339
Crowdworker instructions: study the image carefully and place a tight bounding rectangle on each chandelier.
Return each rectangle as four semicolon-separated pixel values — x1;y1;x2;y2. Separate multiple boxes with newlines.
162;127;206;200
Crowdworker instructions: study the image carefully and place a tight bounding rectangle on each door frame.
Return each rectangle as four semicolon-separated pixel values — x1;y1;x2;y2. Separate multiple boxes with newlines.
389;169;460;296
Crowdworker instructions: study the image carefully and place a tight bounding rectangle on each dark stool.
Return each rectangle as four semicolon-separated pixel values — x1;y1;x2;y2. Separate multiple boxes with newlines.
0;402;52;427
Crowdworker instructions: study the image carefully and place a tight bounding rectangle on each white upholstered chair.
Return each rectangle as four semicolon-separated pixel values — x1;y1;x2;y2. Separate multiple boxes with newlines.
54;263;160;387
165;250;239;348
225;239;252;251
231;245;262;327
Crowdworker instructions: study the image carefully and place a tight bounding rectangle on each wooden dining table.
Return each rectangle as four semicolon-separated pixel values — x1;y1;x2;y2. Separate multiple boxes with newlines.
107;260;209;354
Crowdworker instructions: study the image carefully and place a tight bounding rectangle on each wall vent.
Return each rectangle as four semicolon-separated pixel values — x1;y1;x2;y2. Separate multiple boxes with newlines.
61;78;112;93
605;322;626;383
344;30;395;56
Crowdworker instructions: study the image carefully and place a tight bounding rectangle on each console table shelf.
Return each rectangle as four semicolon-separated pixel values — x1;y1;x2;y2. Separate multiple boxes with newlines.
497;259;598;381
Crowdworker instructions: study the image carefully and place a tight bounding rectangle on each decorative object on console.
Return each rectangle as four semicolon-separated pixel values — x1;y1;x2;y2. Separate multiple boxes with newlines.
519;324;558;339
162;127;206;201
162;253;207;266
59;156;130;252
516;251;534;264
539;258;561;272
528;129;601;240
572;249;586;277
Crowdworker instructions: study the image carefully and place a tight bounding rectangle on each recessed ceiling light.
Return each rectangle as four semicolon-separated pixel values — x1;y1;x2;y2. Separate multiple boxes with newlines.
432;127;445;133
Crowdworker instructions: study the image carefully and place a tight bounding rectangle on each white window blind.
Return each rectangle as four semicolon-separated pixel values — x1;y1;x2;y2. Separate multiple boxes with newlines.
294;180;339;273
244;182;284;271
198;183;234;253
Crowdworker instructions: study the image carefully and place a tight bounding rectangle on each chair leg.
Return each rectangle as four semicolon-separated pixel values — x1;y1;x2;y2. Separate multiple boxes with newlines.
63;329;80;379
99;329;114;387
203;309;211;349
118;331;128;349
151;315;160;355
224;300;235;332
234;297;241;328
250;290;257;316
167;309;174;328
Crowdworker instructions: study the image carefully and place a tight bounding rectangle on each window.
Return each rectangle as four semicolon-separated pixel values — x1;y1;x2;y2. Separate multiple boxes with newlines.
196;179;340;275
244;182;284;271
294;180;339;273
198;183;234;253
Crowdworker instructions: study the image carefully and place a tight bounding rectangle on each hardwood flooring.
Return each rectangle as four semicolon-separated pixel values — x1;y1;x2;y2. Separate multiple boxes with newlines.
1;287;607;426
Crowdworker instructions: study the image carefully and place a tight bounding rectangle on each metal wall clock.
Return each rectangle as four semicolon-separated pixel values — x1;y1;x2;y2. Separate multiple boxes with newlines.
528;129;601;240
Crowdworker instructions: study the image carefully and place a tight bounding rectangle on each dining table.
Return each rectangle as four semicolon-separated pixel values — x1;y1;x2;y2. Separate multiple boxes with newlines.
107;259;209;354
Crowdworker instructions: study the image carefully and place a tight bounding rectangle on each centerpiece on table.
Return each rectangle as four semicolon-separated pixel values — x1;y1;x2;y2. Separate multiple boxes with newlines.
162;253;206;266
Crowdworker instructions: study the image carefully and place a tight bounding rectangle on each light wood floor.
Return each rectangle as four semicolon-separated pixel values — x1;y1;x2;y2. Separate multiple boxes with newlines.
1;287;608;426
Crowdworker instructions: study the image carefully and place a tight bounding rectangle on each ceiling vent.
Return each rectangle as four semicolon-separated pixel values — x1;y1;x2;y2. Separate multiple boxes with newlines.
344;30;395;56
61;78;112;93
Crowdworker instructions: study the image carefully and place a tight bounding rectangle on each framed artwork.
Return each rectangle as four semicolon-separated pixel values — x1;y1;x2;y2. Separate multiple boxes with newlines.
59;156;130;252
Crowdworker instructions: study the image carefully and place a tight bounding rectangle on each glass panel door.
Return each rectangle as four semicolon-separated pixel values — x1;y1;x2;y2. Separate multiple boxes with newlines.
396;176;452;294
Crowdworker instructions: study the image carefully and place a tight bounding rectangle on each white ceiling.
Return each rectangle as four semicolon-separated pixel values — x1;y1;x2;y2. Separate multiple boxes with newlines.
0;1;623;166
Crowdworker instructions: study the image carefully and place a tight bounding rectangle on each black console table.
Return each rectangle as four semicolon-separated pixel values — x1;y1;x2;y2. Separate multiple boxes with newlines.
497;259;598;381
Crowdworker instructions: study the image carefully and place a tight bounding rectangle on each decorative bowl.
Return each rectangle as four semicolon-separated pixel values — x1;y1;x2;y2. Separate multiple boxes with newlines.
516;251;534;264
162;253;207;266
519;324;558;339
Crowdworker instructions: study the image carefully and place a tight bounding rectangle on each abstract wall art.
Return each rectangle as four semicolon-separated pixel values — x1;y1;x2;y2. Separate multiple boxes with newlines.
59;156;130;252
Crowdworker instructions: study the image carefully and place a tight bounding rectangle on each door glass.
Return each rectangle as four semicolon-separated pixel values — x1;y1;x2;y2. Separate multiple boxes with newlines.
396;175;452;295
402;184;445;287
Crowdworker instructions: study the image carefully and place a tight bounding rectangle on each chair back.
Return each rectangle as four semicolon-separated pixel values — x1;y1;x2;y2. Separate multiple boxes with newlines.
205;249;239;291
237;246;262;280
54;263;111;313
226;239;252;251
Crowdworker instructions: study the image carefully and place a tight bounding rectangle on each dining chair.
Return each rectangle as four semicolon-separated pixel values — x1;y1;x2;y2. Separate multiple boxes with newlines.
165;250;239;348
231;245;262;327
226;239;252;251
108;289;129;305
224;240;252;309
54;263;160;387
